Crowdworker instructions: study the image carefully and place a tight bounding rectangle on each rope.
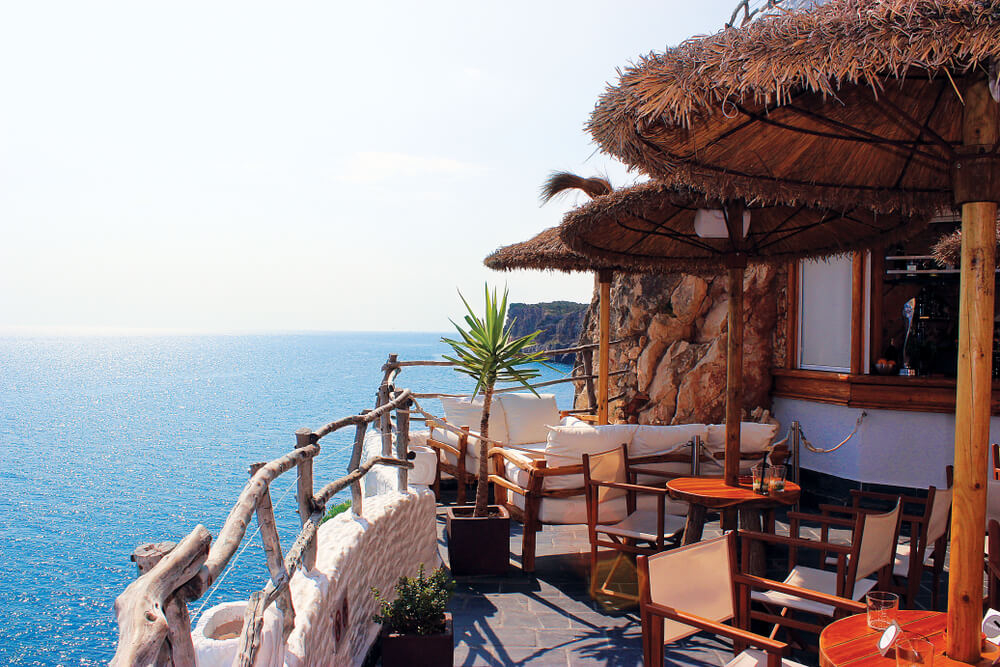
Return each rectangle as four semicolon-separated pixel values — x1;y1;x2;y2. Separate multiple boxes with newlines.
800;411;867;454
191;474;298;623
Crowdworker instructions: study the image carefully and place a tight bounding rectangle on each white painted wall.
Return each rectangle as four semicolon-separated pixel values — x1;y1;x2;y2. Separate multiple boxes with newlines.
773;397;1000;489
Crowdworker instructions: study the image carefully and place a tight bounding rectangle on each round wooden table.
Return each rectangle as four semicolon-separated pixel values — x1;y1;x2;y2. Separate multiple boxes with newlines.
666;477;800;573
819;611;1000;666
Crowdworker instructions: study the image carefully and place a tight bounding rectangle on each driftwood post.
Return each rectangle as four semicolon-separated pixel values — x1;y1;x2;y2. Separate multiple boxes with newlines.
581;349;597;415
350;412;369;516
248;462;295;639
294;428;317;571
947;76;999;663
129;542;195;667
396;399;411;491
378;385;392;457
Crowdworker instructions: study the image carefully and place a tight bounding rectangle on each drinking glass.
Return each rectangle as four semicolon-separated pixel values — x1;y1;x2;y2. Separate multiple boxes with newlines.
751;464;764;493
766;465;787;493
895;638;934;666
867;591;899;630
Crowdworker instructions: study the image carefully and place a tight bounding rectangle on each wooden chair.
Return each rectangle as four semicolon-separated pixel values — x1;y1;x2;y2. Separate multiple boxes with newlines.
740;502;901;644
638;533;865;666
582;445;686;601
819;487;952;608
988;519;1000;610
489;437;699;572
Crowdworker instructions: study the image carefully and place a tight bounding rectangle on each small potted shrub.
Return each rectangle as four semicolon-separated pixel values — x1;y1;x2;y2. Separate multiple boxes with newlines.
441;285;549;575
372;564;455;667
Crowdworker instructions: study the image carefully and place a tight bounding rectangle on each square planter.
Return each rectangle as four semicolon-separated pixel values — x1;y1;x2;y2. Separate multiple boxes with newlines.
445;505;510;576
380;613;453;667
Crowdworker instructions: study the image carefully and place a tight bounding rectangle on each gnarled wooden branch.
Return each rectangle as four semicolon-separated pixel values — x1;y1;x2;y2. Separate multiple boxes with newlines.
111;526;211;667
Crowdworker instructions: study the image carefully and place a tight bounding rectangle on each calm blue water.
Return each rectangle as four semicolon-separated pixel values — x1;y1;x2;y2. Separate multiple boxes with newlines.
0;333;575;665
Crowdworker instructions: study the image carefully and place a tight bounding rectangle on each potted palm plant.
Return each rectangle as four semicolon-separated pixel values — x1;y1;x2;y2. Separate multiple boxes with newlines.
372;564;455;667
441;284;549;575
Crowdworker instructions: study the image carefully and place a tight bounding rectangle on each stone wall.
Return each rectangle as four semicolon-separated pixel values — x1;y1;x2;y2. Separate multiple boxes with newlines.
575;266;788;424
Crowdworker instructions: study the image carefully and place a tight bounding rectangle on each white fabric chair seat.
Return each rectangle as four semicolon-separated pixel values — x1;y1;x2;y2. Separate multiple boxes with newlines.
751;566;876;616
725;649;808;667
892;542;936;577
597;509;686;542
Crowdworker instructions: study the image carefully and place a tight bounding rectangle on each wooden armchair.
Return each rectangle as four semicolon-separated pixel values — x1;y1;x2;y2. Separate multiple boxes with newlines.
582;446;686;601
489;438;698;572
639;533;864;666
739;502;901;645
819;487;952;608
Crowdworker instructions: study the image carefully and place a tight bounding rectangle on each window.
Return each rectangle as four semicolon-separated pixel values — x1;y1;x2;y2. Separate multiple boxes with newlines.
798;256;853;372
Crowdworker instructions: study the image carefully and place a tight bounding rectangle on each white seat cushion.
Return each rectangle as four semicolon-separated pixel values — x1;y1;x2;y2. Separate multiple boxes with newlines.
598;509;686;542
725;649;808;667
496;393;560;445
510;492;627;524
750;565;875;616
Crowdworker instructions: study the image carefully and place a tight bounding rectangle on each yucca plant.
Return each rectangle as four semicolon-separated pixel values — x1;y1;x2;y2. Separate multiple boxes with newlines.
441;285;551;517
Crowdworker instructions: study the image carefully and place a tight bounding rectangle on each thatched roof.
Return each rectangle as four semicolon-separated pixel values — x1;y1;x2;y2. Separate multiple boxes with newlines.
587;0;1000;213
932;223;1000;266
483;226;641;274
560;180;928;272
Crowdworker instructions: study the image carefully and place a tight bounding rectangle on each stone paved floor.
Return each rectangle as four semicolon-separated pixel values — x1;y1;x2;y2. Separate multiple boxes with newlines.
435;504;949;667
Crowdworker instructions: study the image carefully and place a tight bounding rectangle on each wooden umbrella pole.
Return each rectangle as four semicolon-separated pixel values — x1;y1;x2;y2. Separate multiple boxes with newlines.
725;260;745;487
598;269;613;425
947;77;999;664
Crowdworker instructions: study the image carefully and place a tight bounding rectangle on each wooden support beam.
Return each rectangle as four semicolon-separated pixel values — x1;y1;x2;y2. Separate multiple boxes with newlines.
295;428;317;572
598;270;613;425
248;463;295;640
947;75;999;665
725;260;746;487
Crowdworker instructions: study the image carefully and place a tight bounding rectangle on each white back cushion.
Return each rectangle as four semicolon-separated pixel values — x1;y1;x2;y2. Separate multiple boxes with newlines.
496;393;560;446
440;396;509;444
631;424;708;457
705;422;778;455
544;423;638;490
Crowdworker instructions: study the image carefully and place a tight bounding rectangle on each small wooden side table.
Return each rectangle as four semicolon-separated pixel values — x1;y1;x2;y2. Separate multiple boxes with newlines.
819;611;1000;666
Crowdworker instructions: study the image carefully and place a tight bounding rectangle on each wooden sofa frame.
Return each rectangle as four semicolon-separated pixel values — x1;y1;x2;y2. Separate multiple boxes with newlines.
490;437;790;572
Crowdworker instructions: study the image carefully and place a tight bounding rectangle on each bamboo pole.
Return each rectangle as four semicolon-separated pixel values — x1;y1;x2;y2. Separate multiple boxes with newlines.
947;77;999;664
598;269;613;424
294;428;317;572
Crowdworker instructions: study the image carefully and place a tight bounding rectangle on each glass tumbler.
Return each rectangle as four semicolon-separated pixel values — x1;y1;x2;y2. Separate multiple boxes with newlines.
766;465;787;493
895;637;934;666
866;591;899;630
751;464;764;494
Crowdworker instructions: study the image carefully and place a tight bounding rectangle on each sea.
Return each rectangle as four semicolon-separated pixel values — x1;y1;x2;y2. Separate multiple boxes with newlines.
0;332;576;665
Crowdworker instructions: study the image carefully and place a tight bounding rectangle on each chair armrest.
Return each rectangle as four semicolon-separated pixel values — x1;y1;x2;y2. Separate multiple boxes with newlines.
490;474;526;497
488;447;537;473
590;480;669;496
787;511;856;528
627;467;680;479
817;505;925;524
735;573;867;613
737;529;852;554
537;462;584;477
560;410;598;423
850;489;927;506
643;602;787;656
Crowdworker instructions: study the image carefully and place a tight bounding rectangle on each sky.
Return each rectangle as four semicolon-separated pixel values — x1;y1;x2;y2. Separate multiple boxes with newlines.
0;1;742;334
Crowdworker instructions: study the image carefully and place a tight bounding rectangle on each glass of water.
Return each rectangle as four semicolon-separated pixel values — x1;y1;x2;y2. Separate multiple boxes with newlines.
866;591;899;630
895;637;934;666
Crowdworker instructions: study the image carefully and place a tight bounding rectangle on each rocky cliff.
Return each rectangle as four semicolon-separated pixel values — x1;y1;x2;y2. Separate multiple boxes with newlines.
508;301;588;364
574;267;789;424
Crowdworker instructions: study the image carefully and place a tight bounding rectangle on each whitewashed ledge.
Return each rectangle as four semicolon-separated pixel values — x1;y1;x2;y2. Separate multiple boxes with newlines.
193;427;440;667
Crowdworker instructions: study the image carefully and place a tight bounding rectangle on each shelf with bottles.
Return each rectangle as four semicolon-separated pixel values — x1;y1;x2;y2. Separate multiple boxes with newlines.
884;255;959;276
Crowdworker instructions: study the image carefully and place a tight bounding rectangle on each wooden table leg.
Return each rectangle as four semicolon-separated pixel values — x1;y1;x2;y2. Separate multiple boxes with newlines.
739;507;766;575
683;503;707;545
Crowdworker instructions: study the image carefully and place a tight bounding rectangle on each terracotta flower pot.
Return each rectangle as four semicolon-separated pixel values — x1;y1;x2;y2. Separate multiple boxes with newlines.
379;613;453;667
445;505;510;576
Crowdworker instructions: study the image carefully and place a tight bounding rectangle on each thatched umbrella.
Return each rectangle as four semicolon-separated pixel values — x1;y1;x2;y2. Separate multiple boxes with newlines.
586;0;1000;658
933;223;1000;266
484;226;635;424
561;178;926;487
484;173;634;425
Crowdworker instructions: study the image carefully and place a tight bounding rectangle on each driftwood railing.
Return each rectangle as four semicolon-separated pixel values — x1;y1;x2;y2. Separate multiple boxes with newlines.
111;384;416;667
